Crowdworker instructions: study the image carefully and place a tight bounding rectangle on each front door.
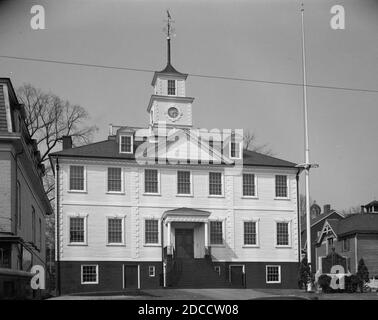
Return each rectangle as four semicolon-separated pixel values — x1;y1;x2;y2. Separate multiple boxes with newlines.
124;265;138;289
175;229;194;259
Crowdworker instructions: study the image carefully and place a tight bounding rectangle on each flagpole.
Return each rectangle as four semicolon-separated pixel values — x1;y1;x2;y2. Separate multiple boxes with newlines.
300;4;313;291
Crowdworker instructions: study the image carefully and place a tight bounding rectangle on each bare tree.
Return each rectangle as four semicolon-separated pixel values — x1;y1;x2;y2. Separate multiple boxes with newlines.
17;84;98;198
243;130;274;156
299;193;314;217
17;84;98;165
341;206;362;216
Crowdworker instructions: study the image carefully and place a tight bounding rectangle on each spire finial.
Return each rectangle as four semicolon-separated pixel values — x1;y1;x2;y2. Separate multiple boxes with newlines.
164;10;174;65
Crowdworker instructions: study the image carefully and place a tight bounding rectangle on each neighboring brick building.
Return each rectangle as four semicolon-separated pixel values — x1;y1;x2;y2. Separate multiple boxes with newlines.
0;78;53;299
315;205;378;276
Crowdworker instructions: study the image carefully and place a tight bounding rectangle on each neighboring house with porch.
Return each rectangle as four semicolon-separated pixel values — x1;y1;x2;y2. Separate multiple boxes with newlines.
300;203;344;270
315;207;378;276
0;78;53;299
49;34;301;294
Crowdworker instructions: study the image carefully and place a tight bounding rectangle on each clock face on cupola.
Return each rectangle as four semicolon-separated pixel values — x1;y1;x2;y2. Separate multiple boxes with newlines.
147;13;194;128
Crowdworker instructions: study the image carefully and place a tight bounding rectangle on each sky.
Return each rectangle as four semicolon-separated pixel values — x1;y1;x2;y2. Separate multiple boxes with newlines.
0;0;377;211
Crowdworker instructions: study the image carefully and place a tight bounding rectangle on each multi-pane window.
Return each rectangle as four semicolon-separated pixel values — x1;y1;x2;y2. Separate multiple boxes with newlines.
276;222;289;246
210;221;223;245
108;218;123;244
149;266;156;277
145;169;159;193
81;265;98;284
275;175;288;198
177;171;191;195
70;217;85;243
69;165;85;191
230;136;241;158
145;220;159;244
209;172;222;196
243;174;256;197
108;167;122;192
266;266;281;283
167;79;176;95
244;221;257;245
120;135;132;153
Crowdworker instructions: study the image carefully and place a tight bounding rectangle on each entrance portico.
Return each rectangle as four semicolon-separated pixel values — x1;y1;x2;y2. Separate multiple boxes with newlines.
162;208;211;259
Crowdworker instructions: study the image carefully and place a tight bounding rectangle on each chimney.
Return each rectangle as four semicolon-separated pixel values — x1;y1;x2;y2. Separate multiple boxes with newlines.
62;136;72;150
323;204;331;214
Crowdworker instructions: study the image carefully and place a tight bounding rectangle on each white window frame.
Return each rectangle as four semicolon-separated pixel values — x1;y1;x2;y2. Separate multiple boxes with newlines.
144;218;161;246
148;265;156;277
274;175;290;200
68;214;88;246
143;169;161;195
106;216;126;246
106;167;125;194
167;79;177;96
242;219;260;247
176;170;193;196
275;220;292;248
209;219;225;247
68;165;87;193
266;265;281;284
229;140;242;160
81;264;99;284
208;171;224;197
241;173;258;198
119;135;133;154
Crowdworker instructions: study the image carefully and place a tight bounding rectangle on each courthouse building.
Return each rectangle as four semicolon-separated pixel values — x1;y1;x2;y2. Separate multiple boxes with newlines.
50;27;301;294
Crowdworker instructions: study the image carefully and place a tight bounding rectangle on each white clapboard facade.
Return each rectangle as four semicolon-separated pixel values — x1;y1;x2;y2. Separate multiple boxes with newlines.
50;34;300;294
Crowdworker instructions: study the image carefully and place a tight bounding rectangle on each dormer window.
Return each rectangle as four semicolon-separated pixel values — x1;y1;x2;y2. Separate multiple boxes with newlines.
167;79;176;95
120;135;133;154
230;134;242;159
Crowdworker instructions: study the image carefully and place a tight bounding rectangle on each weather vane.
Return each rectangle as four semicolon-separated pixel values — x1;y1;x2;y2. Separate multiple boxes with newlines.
164;10;175;40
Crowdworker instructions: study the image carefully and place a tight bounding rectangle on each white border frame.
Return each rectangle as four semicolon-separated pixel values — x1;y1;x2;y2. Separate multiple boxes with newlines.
208;171;224;197
275;219;292;248
119;135;133;154
274;174;290;200
68;165;87;193
229;141;243;160
148;265;156;277
81;264;99;284
143;218;161;246
143;169;161;195
176;170;193;196
209;219;226;247
242;218;260;247
106;215;126;246
68;213;88;246
241;173;258;198
106;167;125;194
167;79;178;96
266;265;281;284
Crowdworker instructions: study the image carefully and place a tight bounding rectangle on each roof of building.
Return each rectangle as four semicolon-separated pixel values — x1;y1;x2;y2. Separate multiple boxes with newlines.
163;207;211;218
49;138;297;168
364;200;378;207
301;210;344;232
323;213;378;238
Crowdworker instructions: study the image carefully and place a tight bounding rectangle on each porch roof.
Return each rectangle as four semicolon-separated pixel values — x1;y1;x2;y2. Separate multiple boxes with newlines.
162;207;211;222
